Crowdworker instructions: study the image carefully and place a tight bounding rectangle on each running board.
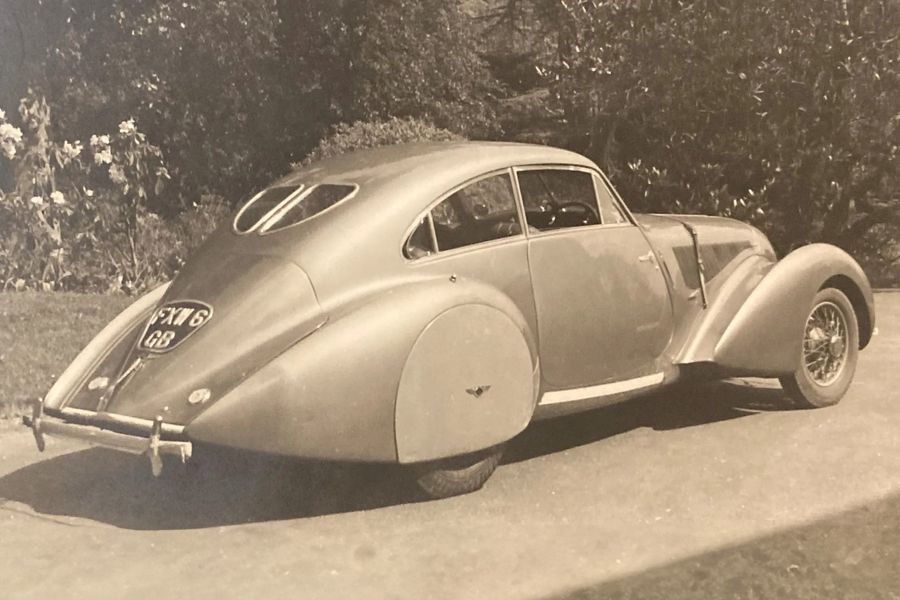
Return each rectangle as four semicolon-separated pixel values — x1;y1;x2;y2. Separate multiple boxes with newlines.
539;372;665;406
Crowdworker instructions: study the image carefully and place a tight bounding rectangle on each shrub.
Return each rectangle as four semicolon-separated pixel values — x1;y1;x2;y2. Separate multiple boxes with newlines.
171;196;232;259
0;93;103;291
0;91;223;294
299;117;464;166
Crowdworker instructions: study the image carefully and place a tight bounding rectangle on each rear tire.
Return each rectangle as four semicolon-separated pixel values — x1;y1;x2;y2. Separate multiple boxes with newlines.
412;444;504;499
779;287;859;408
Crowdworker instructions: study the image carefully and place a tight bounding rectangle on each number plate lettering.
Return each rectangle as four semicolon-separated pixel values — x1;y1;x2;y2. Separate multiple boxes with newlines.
139;300;213;354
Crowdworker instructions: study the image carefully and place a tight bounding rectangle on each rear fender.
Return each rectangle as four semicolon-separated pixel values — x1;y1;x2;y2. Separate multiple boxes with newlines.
185;275;538;462
713;244;874;376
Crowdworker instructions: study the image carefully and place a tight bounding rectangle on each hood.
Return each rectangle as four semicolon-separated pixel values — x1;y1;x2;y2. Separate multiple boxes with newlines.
100;252;326;424
635;213;775;289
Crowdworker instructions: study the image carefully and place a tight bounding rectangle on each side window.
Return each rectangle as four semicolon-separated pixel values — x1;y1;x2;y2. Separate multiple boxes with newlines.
404;215;436;259
429;172;521;252
593;174;628;224
517;170;601;231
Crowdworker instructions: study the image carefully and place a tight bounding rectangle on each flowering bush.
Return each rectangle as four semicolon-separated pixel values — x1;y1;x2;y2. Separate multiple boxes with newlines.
0;94;93;290
0;111;23;160
0;91;220;293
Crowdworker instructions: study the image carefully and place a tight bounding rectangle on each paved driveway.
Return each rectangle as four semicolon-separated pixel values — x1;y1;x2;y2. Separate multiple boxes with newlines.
1;294;898;599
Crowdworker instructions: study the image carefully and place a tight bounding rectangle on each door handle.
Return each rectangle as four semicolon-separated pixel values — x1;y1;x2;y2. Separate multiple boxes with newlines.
638;251;655;263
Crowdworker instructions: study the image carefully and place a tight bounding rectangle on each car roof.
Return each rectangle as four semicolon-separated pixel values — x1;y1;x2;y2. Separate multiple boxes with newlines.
214;142;602;293
278;141;597;193
195;141;604;307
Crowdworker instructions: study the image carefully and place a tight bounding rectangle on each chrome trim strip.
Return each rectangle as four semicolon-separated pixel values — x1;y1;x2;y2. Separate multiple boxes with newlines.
24;409;192;476
539;372;665;406
41;418;189;456
58;407;186;436
232;185;306;235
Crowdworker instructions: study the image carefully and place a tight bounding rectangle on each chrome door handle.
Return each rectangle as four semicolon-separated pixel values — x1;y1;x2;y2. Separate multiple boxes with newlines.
638;251;655;263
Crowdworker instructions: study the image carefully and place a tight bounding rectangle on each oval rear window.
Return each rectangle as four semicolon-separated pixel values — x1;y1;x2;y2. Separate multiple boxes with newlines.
262;184;357;232
233;185;302;233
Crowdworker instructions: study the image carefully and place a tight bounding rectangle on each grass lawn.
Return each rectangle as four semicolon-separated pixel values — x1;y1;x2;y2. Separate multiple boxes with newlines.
0;292;131;422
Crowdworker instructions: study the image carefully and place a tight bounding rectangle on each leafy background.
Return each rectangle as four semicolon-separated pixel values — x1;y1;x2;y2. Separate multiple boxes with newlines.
0;0;897;292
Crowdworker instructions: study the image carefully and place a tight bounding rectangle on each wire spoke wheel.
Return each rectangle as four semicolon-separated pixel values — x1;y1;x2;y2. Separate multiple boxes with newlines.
780;288;859;409
802;301;848;386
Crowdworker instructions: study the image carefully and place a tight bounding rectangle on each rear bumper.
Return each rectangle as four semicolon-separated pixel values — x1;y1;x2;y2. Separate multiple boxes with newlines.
23;401;192;476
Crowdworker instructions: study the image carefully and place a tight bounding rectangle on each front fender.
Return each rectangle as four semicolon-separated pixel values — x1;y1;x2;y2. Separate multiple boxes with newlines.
713;244;874;376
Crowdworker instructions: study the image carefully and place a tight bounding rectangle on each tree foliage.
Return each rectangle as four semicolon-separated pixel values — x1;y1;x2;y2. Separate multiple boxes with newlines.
277;0;500;136
508;0;899;263
35;0;287;207
0;0;898;289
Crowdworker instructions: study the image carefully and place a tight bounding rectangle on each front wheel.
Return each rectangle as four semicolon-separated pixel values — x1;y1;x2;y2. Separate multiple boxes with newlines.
779;287;859;408
412;444;505;499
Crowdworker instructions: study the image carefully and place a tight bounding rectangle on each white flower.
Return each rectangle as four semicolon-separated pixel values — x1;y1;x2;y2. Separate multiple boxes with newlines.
0;109;5;120
29;196;44;207
118;118;136;136
85;188;94;197
50;190;66;205
108;163;126;185
90;133;110;149
1;123;23;142
62;140;83;160
0;122;23;159
94;148;113;165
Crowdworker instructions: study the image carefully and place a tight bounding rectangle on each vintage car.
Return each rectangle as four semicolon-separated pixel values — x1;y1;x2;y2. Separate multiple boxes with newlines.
24;142;875;498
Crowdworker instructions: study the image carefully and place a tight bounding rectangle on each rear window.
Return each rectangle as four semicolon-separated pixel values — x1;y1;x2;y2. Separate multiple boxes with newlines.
261;184;358;233
233;186;302;233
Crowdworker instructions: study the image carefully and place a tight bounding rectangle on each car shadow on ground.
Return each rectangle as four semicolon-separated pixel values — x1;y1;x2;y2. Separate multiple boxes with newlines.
0;378;789;530
504;378;788;464
0;446;422;529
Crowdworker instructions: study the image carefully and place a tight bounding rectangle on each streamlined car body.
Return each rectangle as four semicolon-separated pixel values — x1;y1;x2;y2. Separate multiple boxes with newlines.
24;142;875;497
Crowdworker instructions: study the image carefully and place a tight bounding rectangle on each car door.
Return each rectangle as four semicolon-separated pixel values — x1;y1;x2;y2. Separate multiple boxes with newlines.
516;166;674;390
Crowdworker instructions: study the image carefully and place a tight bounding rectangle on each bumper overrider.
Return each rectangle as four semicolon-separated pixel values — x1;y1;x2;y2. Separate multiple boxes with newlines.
23;399;192;476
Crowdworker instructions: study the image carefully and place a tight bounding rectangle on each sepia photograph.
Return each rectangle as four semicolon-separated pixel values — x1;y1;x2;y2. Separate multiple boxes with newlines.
0;0;898;598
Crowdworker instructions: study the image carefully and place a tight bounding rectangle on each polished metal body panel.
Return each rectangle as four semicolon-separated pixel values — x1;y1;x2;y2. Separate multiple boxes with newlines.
528;224;673;387
184;275;534;461
406;239;539;361
27;141;875;466
713;243;875;374
395;304;534;462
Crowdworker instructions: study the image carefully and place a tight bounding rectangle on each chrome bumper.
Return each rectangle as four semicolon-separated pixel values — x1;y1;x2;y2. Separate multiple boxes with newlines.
23;400;192;476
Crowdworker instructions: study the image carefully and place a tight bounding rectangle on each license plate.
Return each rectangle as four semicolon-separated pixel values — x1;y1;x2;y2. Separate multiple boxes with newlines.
139;300;213;353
